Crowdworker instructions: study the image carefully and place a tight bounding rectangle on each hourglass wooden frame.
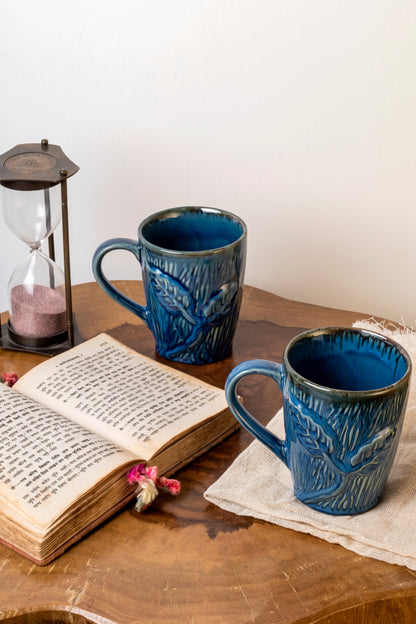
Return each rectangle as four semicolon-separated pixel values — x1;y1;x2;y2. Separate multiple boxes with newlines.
0;140;79;355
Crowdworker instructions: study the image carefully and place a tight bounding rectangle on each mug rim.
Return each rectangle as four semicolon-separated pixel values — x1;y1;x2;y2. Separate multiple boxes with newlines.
137;206;247;256
283;325;412;397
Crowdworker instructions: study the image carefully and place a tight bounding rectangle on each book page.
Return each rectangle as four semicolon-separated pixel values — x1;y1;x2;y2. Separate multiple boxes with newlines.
15;334;229;459
0;383;135;528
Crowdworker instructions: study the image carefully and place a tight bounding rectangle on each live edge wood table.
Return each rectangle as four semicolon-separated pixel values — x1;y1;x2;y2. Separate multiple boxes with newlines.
1;282;416;624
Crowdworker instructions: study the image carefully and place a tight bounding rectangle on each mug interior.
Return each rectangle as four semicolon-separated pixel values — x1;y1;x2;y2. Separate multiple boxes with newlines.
141;208;245;252
287;328;409;392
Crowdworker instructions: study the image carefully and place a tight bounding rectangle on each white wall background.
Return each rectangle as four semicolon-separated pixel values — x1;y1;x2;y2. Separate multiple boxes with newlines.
1;1;416;325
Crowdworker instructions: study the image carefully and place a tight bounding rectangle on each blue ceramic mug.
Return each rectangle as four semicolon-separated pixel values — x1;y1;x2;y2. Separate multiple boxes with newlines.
92;206;247;364
225;327;411;515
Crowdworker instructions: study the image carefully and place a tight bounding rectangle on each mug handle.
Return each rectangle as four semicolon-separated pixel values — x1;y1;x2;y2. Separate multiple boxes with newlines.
225;359;288;466
92;238;149;327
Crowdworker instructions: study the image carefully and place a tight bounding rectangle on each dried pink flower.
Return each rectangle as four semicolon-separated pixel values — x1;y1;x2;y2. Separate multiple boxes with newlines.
157;476;181;495
127;463;147;484
1;372;18;387
145;466;158;482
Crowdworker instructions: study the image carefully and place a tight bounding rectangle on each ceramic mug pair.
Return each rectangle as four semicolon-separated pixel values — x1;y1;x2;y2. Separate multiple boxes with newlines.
93;207;411;516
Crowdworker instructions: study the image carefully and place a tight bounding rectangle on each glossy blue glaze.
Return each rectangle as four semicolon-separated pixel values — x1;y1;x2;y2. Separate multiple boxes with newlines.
225;327;411;515
92;206;246;364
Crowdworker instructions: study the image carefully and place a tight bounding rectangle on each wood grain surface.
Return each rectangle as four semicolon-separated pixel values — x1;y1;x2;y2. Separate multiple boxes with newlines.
1;282;416;624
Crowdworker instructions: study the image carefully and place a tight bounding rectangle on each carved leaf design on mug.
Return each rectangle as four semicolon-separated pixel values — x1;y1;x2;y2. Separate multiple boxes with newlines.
350;425;397;473
290;399;335;460
148;266;239;359
290;395;398;476
202;280;239;324
148;267;197;325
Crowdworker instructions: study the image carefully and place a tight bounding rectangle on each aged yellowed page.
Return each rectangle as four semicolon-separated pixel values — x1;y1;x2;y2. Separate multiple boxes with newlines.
0;383;135;528
15;334;228;458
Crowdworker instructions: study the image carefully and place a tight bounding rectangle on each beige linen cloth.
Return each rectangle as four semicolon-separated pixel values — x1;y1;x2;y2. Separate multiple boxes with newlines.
204;320;416;569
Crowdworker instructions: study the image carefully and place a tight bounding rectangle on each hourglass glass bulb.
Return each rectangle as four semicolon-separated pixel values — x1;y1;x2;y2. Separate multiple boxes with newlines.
1;184;61;245
8;248;67;339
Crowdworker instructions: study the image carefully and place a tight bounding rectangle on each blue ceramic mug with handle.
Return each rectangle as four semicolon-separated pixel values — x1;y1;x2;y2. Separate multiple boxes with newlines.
225;327;411;515
92;206;247;364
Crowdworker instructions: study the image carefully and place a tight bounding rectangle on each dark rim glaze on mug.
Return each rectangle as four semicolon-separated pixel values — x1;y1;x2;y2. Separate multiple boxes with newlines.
283;326;412;399
138;206;247;257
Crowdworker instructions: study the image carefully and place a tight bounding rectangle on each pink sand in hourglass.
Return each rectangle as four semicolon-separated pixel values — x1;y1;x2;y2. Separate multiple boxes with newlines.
10;284;66;338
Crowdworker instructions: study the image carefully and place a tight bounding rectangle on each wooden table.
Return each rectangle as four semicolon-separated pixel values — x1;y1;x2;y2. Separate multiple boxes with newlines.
1;282;416;624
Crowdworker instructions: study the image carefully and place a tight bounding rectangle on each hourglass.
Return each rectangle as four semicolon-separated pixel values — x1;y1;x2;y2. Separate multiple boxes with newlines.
0;140;79;354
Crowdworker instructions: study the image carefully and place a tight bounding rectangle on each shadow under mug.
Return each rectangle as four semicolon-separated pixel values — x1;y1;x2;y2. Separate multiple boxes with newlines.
92;206;247;364
225;326;411;515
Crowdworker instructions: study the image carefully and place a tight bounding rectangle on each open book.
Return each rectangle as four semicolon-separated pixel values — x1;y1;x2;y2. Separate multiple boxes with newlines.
0;333;237;565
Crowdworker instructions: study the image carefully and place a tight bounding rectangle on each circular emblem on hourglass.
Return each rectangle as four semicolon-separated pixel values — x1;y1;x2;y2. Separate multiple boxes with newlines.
5;153;57;176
